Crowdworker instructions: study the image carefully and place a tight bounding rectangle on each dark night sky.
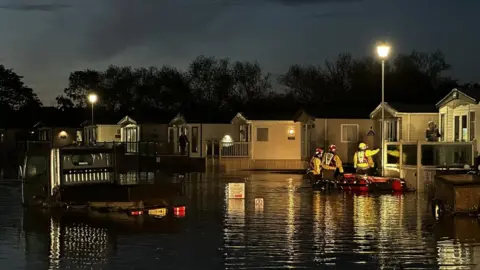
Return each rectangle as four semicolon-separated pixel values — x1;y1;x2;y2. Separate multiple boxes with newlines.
0;0;479;105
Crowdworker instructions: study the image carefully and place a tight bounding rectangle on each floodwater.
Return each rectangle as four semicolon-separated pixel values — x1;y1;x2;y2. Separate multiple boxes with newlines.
1;173;480;269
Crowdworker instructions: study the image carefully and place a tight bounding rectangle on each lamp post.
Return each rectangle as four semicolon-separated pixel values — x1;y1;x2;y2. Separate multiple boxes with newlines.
88;93;98;125
377;43;390;175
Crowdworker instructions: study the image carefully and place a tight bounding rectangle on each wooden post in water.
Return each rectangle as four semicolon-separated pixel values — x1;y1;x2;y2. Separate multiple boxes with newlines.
416;140;421;192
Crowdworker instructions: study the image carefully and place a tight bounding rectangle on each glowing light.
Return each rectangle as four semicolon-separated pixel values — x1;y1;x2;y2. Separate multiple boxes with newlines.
377;43;390;58
221;134;234;147
288;128;295;136
287;177;295;260
58;130;68;139
88;93;98;104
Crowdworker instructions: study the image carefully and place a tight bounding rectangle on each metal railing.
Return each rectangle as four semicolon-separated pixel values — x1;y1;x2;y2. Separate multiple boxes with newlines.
88;141;171;156
219;142;250;157
384;141;474;168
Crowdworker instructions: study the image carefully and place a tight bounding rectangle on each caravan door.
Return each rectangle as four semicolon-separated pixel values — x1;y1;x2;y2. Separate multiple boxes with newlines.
168;127;178;154
189;124;201;158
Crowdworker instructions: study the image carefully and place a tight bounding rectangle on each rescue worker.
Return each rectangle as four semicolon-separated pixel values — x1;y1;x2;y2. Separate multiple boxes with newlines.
322;144;344;183
309;148;324;181
354;142;380;175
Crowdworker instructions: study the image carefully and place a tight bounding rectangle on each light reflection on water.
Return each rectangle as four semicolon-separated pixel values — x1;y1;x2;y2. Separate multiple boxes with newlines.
1;173;480;269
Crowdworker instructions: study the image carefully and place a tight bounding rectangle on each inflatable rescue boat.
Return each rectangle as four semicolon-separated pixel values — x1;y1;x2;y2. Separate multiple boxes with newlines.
311;173;407;192
337;173;407;192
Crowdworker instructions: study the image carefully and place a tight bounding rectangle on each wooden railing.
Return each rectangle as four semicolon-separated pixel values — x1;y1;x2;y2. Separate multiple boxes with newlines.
220;142;250;157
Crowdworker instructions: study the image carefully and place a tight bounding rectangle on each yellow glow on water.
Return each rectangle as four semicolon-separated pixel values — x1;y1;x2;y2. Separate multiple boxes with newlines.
324;196;334;246
353;195;377;248
49;218;61;270
437;240;473;268
47;219;109;269
286;177;295;260
312;191;323;263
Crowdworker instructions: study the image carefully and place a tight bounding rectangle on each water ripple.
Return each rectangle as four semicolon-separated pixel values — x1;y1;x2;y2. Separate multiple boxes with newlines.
1;174;480;269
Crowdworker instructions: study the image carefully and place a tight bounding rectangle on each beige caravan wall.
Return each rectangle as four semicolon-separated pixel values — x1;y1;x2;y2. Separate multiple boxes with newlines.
400;113;439;141
140;124;169;142
251;121;302;160
97;125;121;142
313;118;376;164
200;124;236;141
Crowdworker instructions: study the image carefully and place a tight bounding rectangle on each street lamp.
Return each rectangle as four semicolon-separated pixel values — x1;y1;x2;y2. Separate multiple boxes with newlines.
377;43;390;175
88;93;98;125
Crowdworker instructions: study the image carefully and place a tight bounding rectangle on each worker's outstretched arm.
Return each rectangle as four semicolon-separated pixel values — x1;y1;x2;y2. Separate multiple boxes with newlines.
387;150;400;158
335;156;344;173
366;149;380;157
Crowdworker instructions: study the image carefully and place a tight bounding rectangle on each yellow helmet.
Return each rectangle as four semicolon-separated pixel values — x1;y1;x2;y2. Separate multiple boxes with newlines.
359;142;367;150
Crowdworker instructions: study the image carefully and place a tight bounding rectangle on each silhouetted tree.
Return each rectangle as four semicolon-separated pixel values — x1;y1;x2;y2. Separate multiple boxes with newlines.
56;69;101;109
0;65;42;110
187;56;235;110
280;50;458;107
56;56;273;115
279;64;327;104
54;51;468;118
232;60;272;104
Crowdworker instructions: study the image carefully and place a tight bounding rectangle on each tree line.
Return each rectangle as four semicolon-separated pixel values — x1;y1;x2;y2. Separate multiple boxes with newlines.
1;51;477;117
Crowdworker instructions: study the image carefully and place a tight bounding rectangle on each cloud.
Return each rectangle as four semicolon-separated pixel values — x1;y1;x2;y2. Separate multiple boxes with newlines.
2;0;480;105
268;0;363;6
80;0;240;61
0;3;70;11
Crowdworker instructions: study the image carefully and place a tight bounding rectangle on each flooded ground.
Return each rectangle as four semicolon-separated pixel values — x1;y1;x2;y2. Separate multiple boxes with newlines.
1;172;480;269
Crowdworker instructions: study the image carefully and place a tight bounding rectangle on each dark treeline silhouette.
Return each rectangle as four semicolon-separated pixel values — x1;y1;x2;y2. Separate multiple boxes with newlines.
0;65;42;111
1;50;478;124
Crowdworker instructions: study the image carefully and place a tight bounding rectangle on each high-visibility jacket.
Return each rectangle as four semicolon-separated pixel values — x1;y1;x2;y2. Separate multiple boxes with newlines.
322;152;344;173
310;157;322;175
354;149;380;169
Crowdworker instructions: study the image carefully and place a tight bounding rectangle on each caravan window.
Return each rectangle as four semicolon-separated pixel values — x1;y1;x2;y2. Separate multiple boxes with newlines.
341;124;359;142
72;154;94;166
256;128;269;142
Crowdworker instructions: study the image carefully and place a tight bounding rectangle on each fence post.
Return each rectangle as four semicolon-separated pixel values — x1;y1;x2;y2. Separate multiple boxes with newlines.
399;141;403;178
416;140;421;192
472;140;476;166
219;142;223;160
212;141;215;157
